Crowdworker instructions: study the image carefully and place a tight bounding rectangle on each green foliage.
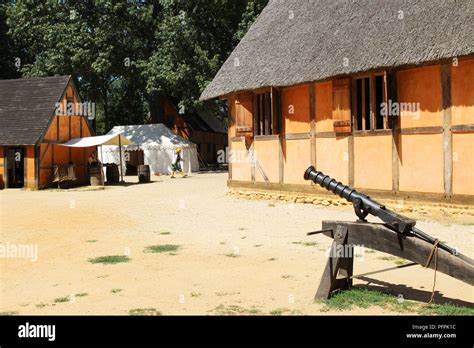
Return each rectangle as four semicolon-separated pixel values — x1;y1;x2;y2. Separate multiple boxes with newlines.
144;244;180;253
88;255;131;264
3;0;268;131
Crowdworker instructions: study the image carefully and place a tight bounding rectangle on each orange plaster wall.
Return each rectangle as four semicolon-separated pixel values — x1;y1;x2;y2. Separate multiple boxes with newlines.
354;136;392;190
282;85;310;134
283;138;311;185
452;133;474;195
230;139;251;181
254;139;280;183
451;59;474;126
399;134;444;193
315;137;349;184
315;81;333;132
25;145;35;189
397;65;443;128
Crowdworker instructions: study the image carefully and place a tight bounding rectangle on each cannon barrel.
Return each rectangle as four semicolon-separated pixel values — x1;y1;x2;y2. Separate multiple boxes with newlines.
304;166;458;255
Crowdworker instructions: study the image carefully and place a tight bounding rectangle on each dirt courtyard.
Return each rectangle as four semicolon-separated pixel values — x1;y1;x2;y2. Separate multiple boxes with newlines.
1;172;473;315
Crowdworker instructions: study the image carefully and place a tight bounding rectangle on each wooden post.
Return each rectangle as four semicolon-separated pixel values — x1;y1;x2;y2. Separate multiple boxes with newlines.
118;135;124;183
390;71;400;193
441;64;453;196
315;225;354;299
309;84;317;168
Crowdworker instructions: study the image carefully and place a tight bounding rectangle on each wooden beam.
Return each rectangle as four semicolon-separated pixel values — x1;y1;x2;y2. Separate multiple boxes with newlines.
309;84;317;168
321;221;474;286
390;71;400;193
442;63;453;196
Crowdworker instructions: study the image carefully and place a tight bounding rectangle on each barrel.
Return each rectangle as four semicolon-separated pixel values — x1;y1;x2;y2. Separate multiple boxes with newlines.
106;164;120;184
89;165;103;186
138;165;150;183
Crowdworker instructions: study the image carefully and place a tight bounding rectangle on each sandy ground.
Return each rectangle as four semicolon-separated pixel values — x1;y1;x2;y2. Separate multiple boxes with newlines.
0;172;473;315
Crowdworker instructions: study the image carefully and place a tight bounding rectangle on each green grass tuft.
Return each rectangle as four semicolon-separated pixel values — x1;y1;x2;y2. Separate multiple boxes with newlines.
75;293;88;297
144;244;180;253
0;311;18;316
212;304;261;315
54;296;70;303
88;255;131;264
128;308;162;316
111;288;123;294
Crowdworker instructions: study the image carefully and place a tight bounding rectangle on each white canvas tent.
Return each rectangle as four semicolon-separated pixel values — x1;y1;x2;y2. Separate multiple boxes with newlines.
100;124;199;175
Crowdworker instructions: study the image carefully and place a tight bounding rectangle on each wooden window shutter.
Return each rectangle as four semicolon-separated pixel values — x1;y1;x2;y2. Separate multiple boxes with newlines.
332;78;352;133
235;93;253;133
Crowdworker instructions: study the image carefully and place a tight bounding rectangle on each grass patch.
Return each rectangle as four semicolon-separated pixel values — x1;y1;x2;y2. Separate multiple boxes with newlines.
215;291;240;297
75;293;88;297
292;241;318;247
418;303;474;316
191;292;202;297
88;255;131;264
254;244;263;247
224;252;240;258
281;274;292;279
269;308;301;316
212;304;261;315
267;203;276;207
378;255;410;265
0;311;18;316
128;308;162;316
144;244;180;253
86;240;98;243
159;231;171;235
35;303;49;309
54;296;70;303
219;241;226;245
320;288;402;311
238;227;246;231
111;288;123;294
267;257;277;261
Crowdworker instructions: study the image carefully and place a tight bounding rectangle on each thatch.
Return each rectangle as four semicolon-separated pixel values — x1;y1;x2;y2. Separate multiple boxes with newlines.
201;0;474;100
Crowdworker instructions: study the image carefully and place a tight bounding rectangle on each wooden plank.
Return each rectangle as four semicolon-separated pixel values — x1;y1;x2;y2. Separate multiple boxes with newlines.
309;84;317;167
442;63;453;196
285;133;311;140
400;126;444;135
322;221;474;285
315;132;352;138
348;134;354;187
390;71;400;193
361;78;366;131
254;134;280;141
353;129;393;137
451;124;474;133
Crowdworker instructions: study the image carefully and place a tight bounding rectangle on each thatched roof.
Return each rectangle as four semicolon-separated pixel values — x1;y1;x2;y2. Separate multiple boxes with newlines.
201;0;474;100
0;75;71;145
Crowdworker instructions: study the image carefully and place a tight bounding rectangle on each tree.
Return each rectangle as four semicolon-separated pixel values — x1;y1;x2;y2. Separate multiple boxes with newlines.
0;0;18;79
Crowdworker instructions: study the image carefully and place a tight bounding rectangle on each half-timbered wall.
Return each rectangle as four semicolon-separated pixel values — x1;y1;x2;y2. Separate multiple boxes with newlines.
39;82;93;188
227;57;474;202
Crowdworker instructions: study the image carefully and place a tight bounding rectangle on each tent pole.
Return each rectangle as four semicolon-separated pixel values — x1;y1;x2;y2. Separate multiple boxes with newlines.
100;144;104;187
119;134;124;183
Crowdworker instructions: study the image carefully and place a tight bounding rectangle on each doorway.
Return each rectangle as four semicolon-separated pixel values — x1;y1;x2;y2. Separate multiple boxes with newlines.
6;147;25;188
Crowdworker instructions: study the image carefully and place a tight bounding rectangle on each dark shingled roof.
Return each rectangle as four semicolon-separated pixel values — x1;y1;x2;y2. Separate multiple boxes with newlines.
0;75;71;145
201;0;474;100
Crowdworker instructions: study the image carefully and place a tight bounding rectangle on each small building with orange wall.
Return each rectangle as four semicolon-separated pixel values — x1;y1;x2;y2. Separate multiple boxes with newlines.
200;0;474;203
0;76;94;189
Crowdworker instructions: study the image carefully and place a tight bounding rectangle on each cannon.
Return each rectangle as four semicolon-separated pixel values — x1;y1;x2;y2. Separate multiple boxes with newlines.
303;166;474;299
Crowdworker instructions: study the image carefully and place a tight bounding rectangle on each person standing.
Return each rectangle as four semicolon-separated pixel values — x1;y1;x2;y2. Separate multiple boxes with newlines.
171;148;187;178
